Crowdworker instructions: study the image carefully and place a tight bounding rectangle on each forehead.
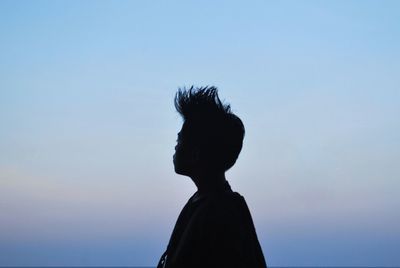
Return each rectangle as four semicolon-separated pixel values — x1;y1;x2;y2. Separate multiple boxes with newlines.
179;121;189;133
177;123;187;138
178;121;197;140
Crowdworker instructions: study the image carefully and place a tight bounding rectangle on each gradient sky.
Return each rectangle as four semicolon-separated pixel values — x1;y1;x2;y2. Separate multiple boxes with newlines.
1;0;399;266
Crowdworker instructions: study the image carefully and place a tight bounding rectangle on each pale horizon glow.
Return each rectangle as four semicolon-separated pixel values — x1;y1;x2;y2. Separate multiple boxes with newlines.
0;0;399;266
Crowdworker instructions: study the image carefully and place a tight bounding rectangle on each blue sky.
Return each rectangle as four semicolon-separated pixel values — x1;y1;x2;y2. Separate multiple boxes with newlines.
1;0;399;266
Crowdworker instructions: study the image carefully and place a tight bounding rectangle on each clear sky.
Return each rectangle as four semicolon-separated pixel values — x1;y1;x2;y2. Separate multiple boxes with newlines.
1;0;399;266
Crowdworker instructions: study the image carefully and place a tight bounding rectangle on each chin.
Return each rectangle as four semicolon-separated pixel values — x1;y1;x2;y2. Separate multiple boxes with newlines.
174;166;185;175
174;165;190;176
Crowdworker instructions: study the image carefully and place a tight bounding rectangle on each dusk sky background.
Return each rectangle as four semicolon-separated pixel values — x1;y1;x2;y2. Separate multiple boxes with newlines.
1;0;399;266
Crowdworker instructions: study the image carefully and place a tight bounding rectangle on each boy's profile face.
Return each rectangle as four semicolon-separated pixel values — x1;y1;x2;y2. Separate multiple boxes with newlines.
173;123;198;176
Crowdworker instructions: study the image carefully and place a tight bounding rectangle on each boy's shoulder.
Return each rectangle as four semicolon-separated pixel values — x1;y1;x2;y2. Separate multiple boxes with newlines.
197;190;250;223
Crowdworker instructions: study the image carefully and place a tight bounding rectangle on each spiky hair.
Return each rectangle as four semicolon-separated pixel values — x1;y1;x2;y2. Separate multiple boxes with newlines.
174;86;245;171
174;86;231;120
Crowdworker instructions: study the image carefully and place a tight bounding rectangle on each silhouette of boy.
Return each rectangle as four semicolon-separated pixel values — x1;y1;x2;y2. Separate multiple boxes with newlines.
157;86;267;268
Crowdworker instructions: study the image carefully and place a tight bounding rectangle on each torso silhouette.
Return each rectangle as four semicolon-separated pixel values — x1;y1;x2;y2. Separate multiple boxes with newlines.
158;181;267;268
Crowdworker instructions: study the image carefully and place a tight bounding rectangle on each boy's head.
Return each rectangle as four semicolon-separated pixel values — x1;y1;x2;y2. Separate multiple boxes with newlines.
173;86;245;176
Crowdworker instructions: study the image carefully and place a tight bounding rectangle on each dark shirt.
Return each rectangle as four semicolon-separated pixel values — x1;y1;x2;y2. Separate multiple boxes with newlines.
157;181;267;268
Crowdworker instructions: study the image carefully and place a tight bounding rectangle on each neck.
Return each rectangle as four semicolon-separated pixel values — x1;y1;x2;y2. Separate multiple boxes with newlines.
191;171;227;194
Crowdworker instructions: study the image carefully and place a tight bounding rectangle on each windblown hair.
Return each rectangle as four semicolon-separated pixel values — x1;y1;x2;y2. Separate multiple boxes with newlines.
175;86;245;171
